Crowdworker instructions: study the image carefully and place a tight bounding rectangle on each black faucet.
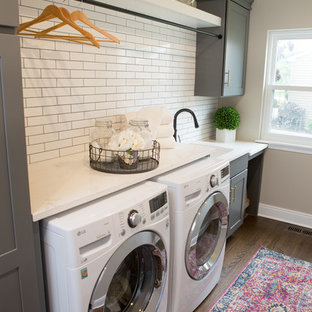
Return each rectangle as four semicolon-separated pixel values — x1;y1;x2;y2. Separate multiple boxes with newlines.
173;108;199;142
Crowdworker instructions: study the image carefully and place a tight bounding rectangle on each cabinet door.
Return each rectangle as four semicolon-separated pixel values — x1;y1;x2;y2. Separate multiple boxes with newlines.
228;169;247;237
0;34;42;312
223;0;249;96
0;0;19;28
195;0;227;97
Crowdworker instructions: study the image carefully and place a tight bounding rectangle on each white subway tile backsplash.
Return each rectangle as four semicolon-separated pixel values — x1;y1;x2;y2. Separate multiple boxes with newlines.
26;143;44;155
71;70;95;79
25;78;57;88
29;132;59;145
20;48;40;59
45;139;72;151
57;79;83;87
70;52;95;62
84;62;106;70
72;103;96;113
73;135;90;146
83;79;106;87
43;105;71;115
59;129;85;140
41;50;70;60
58;112;84;123
44;122;72;134
41;69;71;79
25;125;44;136
106;63;126;72
27;115;58;126
55;41;83;52
56;60;84;70
72;119;94;129
106;15;127;27
24;59;55;69
60;144;84;157
22;37;55;50
24;107;43;117
84;109;108;119
84;94;107;103
106;93;126;102
22;68;40;78
25;96;57;107
95;86;116;94
20;0;218;163
42;88;71;97
71;87;96;96
95;70;116;78
30;150;60;163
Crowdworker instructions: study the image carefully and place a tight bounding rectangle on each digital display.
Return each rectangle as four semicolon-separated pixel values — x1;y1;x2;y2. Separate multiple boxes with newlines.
149;192;167;213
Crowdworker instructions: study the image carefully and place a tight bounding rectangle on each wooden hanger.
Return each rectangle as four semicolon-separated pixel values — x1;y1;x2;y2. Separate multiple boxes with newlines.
35;10;120;45
18;5;120;48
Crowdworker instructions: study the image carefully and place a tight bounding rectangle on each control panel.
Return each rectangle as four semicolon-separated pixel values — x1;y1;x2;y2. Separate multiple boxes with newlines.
117;190;169;238
149;191;169;221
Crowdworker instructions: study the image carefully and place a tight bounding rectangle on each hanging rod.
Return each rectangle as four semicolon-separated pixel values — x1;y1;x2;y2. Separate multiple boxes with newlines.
75;0;223;39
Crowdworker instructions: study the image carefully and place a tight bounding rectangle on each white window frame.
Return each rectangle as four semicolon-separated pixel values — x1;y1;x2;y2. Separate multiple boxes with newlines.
260;29;312;152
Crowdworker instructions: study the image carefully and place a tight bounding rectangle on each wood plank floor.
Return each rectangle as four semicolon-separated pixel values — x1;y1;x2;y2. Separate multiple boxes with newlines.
195;215;312;312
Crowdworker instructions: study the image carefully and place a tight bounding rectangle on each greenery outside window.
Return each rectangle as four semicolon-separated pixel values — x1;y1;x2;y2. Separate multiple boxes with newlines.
261;29;312;148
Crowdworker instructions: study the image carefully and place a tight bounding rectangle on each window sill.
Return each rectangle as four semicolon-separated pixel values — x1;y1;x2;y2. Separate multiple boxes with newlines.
256;140;312;155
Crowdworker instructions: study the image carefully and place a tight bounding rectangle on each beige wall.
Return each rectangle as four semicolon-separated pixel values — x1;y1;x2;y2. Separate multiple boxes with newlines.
234;0;312;216
261;149;311;214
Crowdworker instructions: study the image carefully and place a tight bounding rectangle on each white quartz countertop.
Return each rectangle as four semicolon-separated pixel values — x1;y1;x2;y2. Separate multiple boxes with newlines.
29;143;215;221
28;141;267;221
198;140;268;161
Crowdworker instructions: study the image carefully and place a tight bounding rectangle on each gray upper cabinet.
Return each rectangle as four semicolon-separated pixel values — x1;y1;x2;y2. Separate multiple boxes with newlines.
0;0;19;28
195;0;253;97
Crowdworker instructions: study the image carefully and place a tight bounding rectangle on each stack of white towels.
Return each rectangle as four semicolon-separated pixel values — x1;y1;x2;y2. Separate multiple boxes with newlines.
125;106;176;149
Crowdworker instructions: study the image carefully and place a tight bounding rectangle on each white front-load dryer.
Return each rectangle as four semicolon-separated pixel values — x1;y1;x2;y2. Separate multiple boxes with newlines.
41;181;170;312
153;157;230;312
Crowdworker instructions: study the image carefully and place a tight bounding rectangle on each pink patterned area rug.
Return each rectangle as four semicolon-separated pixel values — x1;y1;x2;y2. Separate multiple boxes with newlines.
208;246;312;312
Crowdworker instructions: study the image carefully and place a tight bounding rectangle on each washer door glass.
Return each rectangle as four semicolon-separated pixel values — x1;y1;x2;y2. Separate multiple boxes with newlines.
185;191;228;280
89;231;167;312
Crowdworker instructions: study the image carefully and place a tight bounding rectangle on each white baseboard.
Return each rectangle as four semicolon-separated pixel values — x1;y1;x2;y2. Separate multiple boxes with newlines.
258;203;312;229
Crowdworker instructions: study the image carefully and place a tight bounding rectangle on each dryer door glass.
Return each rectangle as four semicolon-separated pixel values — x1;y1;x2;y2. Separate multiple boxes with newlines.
89;231;167;312
185;191;228;280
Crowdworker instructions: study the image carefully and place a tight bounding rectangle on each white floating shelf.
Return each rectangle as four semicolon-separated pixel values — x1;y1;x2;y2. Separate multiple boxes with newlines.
94;0;221;28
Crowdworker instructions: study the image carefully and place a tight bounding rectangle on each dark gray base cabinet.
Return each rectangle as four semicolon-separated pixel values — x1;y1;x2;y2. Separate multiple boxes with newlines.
195;0;252;97
228;169;247;237
227;154;248;237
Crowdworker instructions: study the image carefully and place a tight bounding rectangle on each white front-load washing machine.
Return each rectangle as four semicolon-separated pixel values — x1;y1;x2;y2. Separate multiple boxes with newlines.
41;181;170;312
153;157;230;312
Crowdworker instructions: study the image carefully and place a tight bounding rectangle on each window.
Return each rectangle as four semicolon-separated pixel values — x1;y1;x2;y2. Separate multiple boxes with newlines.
261;29;312;148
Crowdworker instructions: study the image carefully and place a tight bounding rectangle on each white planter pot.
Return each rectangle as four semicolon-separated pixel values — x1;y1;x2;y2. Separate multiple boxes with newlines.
216;129;236;143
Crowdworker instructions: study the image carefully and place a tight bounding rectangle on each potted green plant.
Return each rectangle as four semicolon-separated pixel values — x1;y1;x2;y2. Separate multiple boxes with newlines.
213;106;240;143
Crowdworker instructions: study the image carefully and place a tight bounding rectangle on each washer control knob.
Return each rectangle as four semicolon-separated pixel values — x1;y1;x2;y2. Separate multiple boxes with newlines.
210;175;218;188
128;210;141;228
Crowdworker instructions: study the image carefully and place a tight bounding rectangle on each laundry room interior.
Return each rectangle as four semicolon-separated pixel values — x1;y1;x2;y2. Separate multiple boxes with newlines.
1;0;312;311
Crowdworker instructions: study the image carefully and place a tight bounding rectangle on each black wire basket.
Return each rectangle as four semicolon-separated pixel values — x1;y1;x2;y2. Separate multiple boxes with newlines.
89;140;160;174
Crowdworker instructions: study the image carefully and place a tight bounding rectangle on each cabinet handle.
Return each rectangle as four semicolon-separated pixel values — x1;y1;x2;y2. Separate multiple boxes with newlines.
233;186;236;203
229;188;232;205
224;70;230;86
230;187;235;205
